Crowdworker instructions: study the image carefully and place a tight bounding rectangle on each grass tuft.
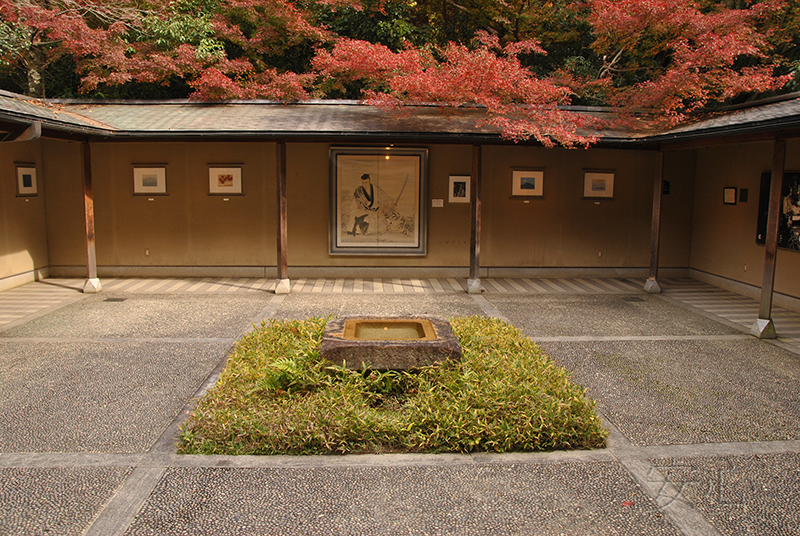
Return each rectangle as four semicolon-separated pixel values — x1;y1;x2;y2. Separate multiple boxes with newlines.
178;316;607;455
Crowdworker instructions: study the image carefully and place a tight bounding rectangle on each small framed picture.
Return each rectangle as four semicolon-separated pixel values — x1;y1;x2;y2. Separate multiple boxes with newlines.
512;170;543;196
723;187;737;205
209;166;243;195
584;171;614;198
16;165;37;196
133;166;167;195
449;175;470;203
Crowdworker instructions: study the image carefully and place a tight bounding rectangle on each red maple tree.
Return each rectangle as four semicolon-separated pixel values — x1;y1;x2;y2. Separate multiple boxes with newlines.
313;31;599;146
0;0;139;97
582;0;791;126
1;0;793;145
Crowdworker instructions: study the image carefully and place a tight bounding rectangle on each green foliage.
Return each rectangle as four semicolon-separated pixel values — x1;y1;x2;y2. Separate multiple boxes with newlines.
179;316;607;455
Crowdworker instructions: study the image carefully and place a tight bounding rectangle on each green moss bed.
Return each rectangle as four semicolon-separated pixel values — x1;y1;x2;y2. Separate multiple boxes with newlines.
178;316;607;455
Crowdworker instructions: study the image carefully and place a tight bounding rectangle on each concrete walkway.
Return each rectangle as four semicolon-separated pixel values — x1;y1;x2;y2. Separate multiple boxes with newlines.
0;277;799;535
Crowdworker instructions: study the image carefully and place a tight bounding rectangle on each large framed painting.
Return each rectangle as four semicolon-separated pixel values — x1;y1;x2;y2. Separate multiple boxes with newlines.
757;171;800;251
330;147;428;255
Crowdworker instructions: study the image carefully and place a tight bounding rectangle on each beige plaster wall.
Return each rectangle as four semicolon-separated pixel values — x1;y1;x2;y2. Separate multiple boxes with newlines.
690;139;800;299
42;140;86;271
42;140;697;276
286;143;693;271
480;145;693;269
0;139;49;288
46;141;277;274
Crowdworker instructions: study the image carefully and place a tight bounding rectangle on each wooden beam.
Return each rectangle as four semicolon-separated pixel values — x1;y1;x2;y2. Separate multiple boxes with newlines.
468;144;482;293
275;141;290;294
752;139;786;338
659;128;800;152
82;142;101;293
645;151;664;293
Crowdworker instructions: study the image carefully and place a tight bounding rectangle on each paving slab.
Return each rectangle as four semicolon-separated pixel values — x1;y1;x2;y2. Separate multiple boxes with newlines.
273;294;485;320
650;452;800;535
0;294;269;339
0;341;229;453
537;339;800;446
124;462;679;536
0;466;132;536
485;294;741;337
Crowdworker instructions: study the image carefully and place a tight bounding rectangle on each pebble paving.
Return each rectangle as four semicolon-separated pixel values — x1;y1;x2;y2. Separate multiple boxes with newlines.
125;463;680;536
0;277;798;535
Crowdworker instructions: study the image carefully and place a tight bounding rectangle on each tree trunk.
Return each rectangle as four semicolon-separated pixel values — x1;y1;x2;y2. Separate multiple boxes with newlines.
25;49;47;98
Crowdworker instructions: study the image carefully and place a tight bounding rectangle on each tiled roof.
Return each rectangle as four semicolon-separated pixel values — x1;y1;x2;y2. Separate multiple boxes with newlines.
2;89;799;144
63;101;494;136
646;96;800;142
0;91;113;134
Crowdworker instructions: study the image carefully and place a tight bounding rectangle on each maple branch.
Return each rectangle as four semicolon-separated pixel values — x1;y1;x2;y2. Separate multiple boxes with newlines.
597;48;624;79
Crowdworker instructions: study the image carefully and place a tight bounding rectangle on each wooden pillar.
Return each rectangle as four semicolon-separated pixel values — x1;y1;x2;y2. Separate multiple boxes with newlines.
644;151;664;293
82;142;101;293
275;141;290;294
467;144;482;294
751;139;786;338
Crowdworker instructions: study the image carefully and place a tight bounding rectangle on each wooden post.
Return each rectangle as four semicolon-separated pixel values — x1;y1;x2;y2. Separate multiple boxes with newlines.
467;145;482;294
751;139;786;338
645;151;664;293
82;142;101;293
275;141;290;294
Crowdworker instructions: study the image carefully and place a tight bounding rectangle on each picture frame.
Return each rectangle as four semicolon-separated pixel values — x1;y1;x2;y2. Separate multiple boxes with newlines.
209;166;243;195
16;164;37;196
449;175;470;203
133;166;167;195
583;171;614;198
723;187;737;205
512;170;543;196
330;147;428;255
756;171;800;251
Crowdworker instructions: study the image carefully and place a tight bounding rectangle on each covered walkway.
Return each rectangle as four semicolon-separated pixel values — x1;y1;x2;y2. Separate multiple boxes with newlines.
2;276;799;349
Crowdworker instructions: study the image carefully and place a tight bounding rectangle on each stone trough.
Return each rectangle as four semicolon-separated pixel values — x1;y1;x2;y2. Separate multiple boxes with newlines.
320;315;462;370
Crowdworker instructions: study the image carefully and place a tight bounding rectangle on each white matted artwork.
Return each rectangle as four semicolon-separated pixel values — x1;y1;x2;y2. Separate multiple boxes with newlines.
583;171;614;198
330;147;428;255
16;165;37;196
133;167;167;195
512;170;543;196
209;166;242;195
449;175;470;203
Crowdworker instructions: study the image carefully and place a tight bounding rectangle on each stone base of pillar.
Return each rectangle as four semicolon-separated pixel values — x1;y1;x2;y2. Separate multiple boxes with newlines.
275;278;291;295
83;278;102;294
644;278;662;294
467;278;482;294
750;318;777;339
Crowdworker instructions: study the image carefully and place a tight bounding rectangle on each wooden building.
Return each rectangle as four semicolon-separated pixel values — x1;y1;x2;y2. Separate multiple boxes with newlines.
2;90;799;335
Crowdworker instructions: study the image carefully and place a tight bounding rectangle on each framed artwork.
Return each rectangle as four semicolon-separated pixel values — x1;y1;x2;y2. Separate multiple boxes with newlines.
512;170;543;196
330;147;428;255
449;175;470;203
757;171;800;251
133;166;167;195
209;166;243;195
723;187;737;205
16;165;37;196
583;171;614;198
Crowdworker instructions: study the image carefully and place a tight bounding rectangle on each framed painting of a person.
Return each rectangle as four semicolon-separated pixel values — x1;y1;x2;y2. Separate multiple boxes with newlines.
330;148;428;255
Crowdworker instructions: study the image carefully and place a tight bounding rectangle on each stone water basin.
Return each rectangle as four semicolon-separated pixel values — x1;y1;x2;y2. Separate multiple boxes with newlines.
320;315;462;370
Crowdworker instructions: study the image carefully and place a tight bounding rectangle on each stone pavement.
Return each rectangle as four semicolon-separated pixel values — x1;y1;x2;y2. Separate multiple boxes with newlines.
0;277;799;535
